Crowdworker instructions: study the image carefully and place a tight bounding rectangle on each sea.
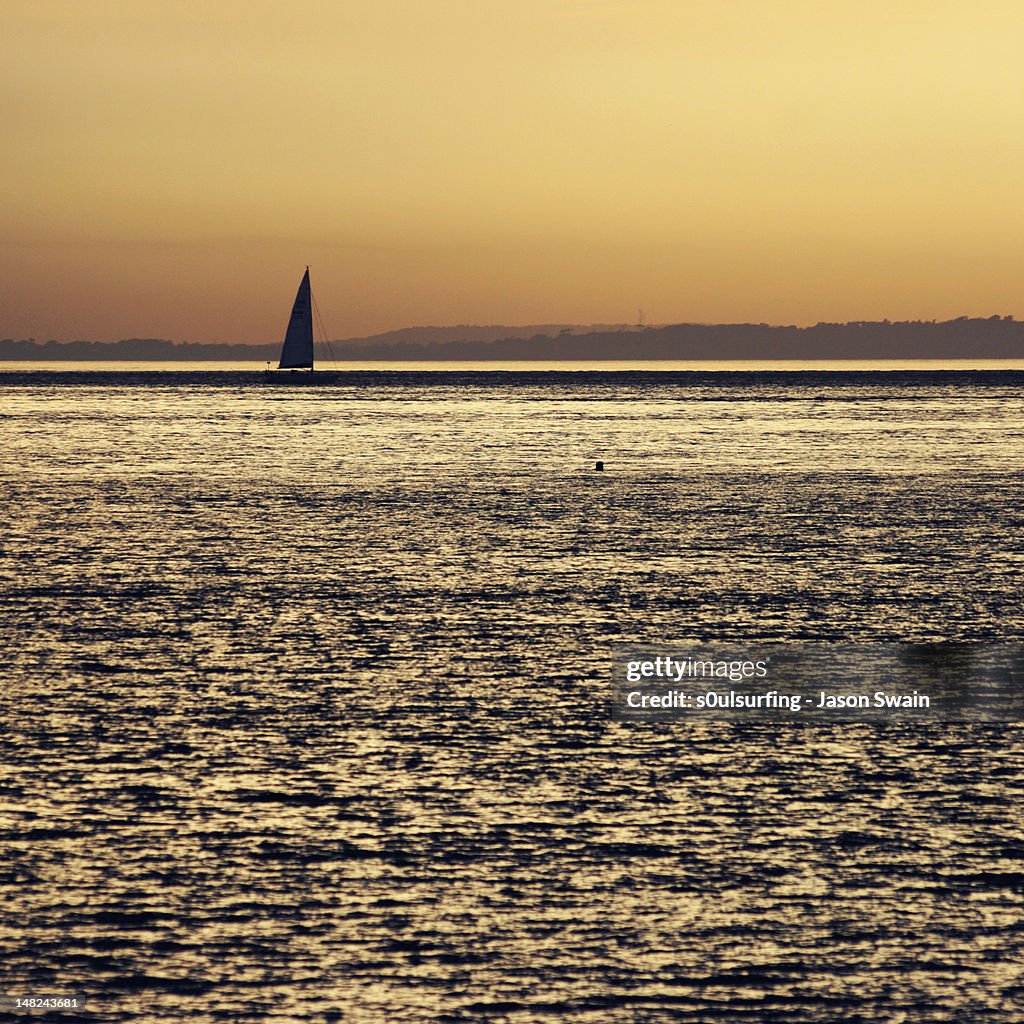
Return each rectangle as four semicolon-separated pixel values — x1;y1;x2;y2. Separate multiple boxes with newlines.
3;361;1024;1023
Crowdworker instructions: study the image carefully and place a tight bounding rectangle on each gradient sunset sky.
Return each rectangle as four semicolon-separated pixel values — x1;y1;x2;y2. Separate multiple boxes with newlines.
3;1;1023;344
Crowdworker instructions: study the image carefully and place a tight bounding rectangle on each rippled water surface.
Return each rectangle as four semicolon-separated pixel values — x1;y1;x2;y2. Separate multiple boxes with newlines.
3;368;1024;1022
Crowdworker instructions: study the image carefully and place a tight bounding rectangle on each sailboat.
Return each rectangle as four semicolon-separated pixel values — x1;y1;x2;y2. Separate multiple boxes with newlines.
263;267;339;382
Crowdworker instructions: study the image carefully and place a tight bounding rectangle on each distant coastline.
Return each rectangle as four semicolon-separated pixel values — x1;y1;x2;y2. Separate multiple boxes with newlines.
3;316;1022;361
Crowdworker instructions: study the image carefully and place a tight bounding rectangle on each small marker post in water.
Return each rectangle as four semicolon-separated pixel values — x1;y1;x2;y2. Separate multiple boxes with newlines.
595;461;604;471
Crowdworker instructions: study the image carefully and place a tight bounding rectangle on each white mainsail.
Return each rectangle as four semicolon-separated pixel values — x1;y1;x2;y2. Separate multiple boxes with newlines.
277;268;314;369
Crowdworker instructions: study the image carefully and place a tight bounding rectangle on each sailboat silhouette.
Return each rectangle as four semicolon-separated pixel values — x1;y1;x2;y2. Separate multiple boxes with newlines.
263;268;338;382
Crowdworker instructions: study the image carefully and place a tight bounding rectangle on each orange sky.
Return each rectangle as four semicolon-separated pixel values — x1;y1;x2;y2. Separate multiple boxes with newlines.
3;1;1024;344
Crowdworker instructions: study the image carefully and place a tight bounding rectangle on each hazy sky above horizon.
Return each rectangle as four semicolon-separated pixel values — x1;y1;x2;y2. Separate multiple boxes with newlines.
3;1;1024;344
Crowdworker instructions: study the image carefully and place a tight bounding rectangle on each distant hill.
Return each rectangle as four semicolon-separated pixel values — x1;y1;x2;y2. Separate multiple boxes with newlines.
0;325;616;361
336;324;619;348
2;317;1023;360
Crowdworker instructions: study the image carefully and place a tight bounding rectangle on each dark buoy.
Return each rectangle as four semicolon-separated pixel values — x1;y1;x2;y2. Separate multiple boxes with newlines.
595;461;604;471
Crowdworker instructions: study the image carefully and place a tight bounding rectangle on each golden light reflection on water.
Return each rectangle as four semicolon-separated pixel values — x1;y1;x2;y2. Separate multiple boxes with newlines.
2;372;1024;1021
